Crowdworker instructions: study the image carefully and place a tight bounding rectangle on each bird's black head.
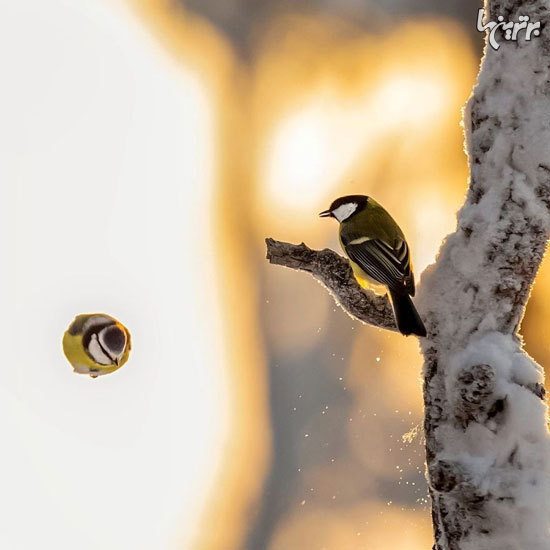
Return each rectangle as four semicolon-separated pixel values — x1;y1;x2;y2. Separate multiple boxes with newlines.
87;323;128;366
319;195;369;222
100;325;127;357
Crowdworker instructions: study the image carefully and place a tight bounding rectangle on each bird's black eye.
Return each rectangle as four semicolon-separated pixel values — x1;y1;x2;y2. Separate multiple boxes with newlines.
101;326;126;355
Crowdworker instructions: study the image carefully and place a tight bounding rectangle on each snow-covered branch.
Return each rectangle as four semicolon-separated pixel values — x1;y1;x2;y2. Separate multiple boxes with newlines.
418;0;550;546
265;238;397;331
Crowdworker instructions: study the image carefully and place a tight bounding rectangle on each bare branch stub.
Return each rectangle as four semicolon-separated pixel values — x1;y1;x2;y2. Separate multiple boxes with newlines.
265;238;397;331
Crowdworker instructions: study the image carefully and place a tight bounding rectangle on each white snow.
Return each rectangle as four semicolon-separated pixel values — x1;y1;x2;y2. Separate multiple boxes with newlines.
442;333;550;550
416;5;550;547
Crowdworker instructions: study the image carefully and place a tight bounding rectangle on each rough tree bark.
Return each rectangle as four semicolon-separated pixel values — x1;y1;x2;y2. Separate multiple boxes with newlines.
266;1;550;548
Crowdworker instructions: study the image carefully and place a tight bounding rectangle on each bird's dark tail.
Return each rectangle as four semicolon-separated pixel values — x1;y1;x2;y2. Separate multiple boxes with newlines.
389;291;427;337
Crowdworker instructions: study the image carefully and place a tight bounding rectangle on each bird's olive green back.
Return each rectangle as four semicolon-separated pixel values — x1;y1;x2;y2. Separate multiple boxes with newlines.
339;198;405;247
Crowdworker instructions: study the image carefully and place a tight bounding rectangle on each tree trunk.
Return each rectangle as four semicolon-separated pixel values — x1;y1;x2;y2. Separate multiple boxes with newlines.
266;1;550;547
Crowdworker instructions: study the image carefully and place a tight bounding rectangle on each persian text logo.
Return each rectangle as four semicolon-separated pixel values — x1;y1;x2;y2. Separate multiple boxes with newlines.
477;8;541;50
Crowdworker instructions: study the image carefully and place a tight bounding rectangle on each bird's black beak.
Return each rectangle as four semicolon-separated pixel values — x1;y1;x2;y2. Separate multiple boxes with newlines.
114;358;119;366
319;209;332;218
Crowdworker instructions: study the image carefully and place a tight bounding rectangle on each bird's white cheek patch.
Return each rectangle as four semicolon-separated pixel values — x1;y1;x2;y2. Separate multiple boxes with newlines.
88;335;113;365
332;203;357;222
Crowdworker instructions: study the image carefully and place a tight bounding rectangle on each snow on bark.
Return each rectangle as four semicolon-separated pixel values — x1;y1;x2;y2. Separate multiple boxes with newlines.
418;0;550;547
266;0;550;548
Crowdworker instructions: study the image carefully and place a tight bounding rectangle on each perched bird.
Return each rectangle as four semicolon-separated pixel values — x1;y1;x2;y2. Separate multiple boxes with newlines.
320;194;426;337
62;313;132;377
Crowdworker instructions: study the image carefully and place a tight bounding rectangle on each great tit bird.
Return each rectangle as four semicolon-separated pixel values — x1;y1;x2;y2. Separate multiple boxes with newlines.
62;313;132;378
320;195;426;337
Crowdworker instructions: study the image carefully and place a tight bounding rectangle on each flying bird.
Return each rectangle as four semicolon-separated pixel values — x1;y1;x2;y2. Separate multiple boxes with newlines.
63;313;132;377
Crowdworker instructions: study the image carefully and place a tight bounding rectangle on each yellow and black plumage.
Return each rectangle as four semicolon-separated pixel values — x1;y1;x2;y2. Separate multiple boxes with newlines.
320;194;426;337
62;313;132;377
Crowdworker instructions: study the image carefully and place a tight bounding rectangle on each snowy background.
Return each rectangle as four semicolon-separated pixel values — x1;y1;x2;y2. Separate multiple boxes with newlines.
1;1;227;548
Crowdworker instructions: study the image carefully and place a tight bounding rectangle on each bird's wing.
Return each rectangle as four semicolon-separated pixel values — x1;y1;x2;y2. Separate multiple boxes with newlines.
344;237;413;294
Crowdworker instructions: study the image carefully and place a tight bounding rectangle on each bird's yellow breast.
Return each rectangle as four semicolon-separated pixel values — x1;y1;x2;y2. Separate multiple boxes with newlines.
349;257;387;296
337;234;386;295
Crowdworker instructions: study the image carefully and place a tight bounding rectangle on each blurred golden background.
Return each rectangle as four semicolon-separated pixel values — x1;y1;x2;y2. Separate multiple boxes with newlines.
5;0;550;548
127;2;477;548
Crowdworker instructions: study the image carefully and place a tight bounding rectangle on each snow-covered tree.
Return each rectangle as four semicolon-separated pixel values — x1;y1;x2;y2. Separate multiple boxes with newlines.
266;1;550;547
